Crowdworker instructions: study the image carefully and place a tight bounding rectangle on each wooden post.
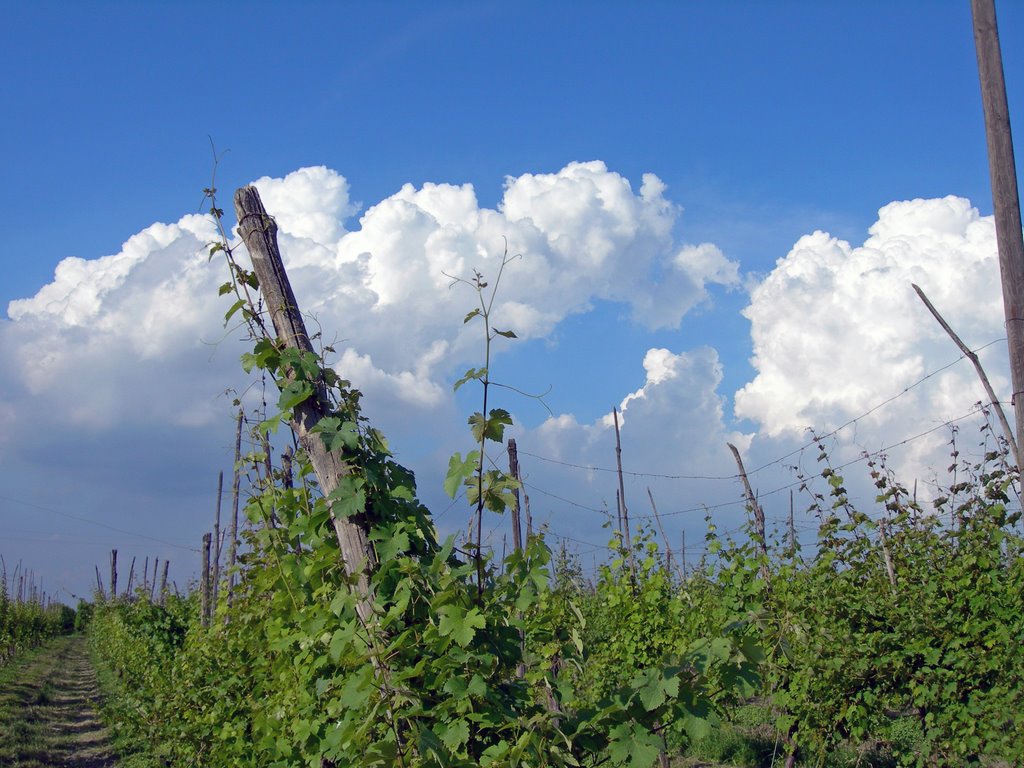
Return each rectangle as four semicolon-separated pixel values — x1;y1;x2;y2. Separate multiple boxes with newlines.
680;530;687;580
109;549;117;600
235;186;378;625
524;492;533;540
142;556;149;594
282;445;303;554
728;443;770;582
125;557;136;599
227;409;243;606
507;438;523;553
788;490;796;556
261;435;279;529
972;0;1024;463
150;558;159;602
212;471;223;609
647;488;676;577
912;284;1020;466
612;408;634;575
95;566;105;601
159;560;169;606
201;533;212;628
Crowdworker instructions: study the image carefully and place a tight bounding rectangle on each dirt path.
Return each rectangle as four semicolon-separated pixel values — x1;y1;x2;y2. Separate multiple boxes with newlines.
0;635;117;768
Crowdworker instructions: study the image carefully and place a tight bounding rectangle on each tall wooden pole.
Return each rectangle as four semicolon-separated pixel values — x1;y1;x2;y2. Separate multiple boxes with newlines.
728;442;770;582
507;438;523;553
226;409;243;606
151;558;159;601
212;471;223;608
972;0;1024;463
788;490;797;556
201;533;212;628
680;530;687;580
647;488;676;578
159;560;169;606
109;550;117;601
613;407;635;578
125;557;136;598
235;186;378;626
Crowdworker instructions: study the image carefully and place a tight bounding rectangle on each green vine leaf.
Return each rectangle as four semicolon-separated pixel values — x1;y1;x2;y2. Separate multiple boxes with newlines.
468;408;513;444
444;451;478;498
453;366;487;392
438;605;486;647
277;381;314;412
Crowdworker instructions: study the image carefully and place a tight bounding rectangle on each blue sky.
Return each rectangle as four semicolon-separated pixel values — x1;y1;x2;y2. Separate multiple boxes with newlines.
2;1;1022;602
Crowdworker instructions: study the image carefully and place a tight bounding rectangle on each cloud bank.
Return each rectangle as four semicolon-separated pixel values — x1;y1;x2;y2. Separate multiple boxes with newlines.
737;195;1009;489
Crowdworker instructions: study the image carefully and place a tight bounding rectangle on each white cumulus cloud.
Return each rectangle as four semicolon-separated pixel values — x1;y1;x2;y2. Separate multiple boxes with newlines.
736;195;1009;485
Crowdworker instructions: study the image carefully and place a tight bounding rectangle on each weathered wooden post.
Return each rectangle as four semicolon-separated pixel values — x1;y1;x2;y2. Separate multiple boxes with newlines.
912;283;1020;468
507;438;523;552
646;488;676;577
125;557;136;599
201;533;211;628
159;560;169;606
680;530;687;580
972;0;1024;464
612;407;634;577
234;186;378;625
728;442;770;583
212;471;223;608
95;566;105;601
109;550;118;600
226;409;243;607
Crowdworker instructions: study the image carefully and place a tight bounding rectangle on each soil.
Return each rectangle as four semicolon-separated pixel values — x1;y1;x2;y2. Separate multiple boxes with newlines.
0;635;117;768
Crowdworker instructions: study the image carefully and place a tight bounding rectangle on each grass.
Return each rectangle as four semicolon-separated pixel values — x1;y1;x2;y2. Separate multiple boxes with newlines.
673;703;906;768
0;634;118;768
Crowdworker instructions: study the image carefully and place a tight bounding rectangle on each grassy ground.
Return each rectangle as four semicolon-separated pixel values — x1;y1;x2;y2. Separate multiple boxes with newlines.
0;634;117;768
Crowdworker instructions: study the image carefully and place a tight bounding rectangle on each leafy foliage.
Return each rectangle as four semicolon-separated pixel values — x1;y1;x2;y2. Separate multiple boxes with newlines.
0;564;75;668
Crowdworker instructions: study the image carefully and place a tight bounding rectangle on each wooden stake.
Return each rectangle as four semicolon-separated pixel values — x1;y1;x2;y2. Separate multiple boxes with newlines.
912;283;1020;467
109;549;117;601
972;0;1024;463
201;533;212;628
647;488;677;578
507;438;523;553
125;557;136;599
235;186;379;625
95;566;105;601
680;530;687;580
159;560;169;606
227;409;243;607
212;470;223;609
728;443;770;582
788;490;796;556
612;408;634;576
